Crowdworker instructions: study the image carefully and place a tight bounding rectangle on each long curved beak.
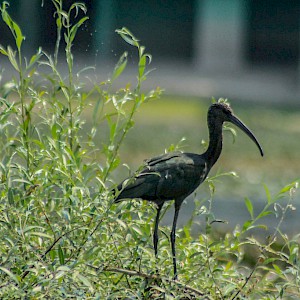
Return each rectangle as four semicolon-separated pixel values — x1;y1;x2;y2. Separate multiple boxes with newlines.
228;114;264;157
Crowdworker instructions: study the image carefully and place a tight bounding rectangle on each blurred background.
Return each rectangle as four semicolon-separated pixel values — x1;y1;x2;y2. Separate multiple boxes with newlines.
1;0;300;103
0;0;299;234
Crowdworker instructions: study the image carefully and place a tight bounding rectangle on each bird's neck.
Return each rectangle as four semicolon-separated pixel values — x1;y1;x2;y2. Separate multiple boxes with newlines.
204;119;223;168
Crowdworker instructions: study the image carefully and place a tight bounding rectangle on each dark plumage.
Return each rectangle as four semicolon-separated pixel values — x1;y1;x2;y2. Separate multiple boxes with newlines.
114;102;263;279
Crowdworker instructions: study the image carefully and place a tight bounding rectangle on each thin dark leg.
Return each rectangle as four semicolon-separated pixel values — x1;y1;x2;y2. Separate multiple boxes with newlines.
153;203;163;257
171;201;181;280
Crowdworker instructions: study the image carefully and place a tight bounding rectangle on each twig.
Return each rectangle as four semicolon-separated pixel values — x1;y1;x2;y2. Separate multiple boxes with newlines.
231;267;256;300
86;264;213;299
21;225;83;280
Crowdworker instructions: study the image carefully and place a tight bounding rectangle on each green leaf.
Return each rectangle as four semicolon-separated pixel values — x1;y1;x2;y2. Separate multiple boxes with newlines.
119;33;137;47
76;273;93;288
27;47;43;69
138;54;146;79
56;265;70;272
30;232;53;239
279;182;298;195
272;263;282;275
1;3;24;50
106;115;117;142
7;46;19;71
244;197;254;219
112;52;127;81
56;16;62;29
1;3;11;27
70;2;87;15
257;210;273;219
12;20;24;50
116;218;127;229
253;224;268;230
8;187;14;205
69;16;89;44
264;183;272;204
242;219;253;231
224;125;237;143
0;45;8;56
58;244;65;265
92;97;103;126
116;27;139;47
130;224;143;237
0;266;20;285
12;178;32;185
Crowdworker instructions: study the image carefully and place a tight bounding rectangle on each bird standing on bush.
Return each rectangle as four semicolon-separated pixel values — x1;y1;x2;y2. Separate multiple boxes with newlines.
114;101;264;279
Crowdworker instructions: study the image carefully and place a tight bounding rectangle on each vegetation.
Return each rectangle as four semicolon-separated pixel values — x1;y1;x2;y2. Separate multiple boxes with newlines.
0;1;299;299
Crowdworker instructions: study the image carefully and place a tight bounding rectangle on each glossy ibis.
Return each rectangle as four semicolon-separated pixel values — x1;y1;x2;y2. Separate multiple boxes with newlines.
114;102;263;279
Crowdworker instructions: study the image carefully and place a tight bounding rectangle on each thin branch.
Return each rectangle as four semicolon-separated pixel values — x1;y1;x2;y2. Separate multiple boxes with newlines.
86;264;213;299
231;267;256;300
21;225;83;280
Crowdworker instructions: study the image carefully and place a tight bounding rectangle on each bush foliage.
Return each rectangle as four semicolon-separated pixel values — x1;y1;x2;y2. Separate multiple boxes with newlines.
0;1;299;299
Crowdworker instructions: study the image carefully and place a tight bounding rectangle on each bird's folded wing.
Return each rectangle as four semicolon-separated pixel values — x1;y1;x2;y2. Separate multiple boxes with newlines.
115;152;206;201
144;151;183;166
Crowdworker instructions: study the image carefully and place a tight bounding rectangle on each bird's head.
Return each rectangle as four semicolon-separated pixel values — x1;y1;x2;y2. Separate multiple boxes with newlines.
208;102;264;157
208;102;233;120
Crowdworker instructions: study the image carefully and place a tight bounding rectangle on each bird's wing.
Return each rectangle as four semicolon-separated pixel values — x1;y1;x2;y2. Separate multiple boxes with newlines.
144;151;183;166
115;152;207;202
114;171;160;201
150;153;207;200
115;152;184;200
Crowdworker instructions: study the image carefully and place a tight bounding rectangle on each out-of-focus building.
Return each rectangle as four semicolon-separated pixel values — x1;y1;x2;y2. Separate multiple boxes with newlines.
1;0;299;103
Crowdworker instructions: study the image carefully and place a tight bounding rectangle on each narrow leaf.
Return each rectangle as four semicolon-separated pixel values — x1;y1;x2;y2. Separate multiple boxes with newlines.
272;263;282;275
242;219;253;232
112;52;127;81
8;187;14;205
69;16;89;44
138;54;146;79
12;21;24;50
1;3;24;50
0;45;8;56
58;244;65;265
7;46;19;71
76;273;93;288
244;197;254;219
30;232;53;239
0;267;20;285
279;182;297;195
257;210;273;219
264;183;272;204
27;47;42;69
116;28;139;47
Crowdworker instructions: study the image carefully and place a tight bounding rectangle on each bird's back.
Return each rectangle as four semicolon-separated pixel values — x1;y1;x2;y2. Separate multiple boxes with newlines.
115;152;208;203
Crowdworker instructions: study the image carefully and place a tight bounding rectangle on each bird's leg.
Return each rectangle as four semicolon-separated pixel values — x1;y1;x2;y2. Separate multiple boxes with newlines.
153;203;163;258
171;200;182;280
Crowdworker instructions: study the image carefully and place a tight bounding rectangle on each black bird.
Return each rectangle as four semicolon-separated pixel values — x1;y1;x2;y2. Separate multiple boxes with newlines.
114;102;263;279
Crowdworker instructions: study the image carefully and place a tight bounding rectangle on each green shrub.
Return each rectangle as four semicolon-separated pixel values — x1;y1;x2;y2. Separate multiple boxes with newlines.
0;1;299;299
